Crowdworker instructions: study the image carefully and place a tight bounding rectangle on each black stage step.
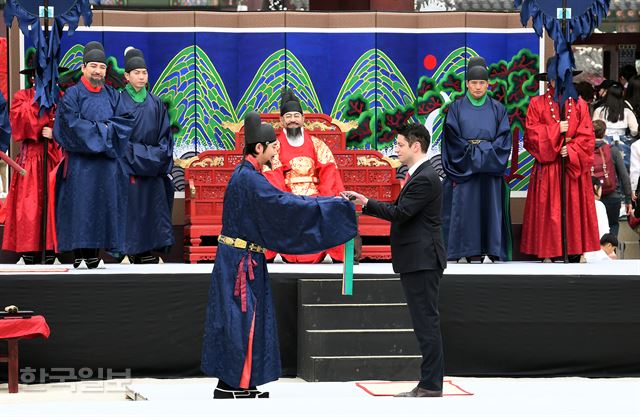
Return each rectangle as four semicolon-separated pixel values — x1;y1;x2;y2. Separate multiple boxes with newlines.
298;277;422;381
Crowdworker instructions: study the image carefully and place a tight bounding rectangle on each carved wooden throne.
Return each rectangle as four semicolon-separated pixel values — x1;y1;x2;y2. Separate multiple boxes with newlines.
183;113;400;263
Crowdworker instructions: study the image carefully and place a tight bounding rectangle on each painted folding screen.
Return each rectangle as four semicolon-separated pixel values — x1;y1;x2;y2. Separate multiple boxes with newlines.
22;11;540;191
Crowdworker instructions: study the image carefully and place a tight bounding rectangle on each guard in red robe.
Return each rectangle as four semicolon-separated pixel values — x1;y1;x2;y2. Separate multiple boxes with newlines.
2;69;62;264
0;91;10;224
263;89;345;263
520;64;600;260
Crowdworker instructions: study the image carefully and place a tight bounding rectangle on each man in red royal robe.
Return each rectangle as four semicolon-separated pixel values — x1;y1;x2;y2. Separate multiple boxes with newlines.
2;68;62;264
263;88;345;263
520;59;600;261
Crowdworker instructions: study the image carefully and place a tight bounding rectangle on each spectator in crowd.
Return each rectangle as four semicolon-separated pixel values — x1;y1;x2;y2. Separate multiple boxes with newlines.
593;79;614;111
575;81;596;115
585;233;619;262
631;135;639;202
591;176;610;238
618;64;638;90
591;119;632;237
593;82;639;171
624;75;640;121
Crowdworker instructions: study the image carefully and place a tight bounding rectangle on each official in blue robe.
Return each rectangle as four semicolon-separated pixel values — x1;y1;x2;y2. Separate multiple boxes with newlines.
0;92;10;152
442;57;513;262
202;112;357;399
117;48;174;262
53;42;132;268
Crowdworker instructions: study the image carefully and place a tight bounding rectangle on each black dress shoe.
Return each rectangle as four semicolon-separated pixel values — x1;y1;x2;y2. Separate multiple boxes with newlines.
86;257;104;269
73;258;88;269
394;386;443;397
131;253;160;264
19;254;36;265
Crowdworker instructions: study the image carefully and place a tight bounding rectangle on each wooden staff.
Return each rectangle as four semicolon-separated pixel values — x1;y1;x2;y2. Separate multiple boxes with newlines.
0;151;26;176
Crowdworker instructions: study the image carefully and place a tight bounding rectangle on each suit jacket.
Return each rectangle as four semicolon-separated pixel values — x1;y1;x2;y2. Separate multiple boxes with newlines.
364;160;446;273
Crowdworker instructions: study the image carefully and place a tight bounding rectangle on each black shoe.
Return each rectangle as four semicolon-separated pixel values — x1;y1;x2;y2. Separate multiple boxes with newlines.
18;254;36;265
73;258;88;269
482;254;499;263
44;252;58;265
132;254;160;264
86;258;104;269
213;387;269;399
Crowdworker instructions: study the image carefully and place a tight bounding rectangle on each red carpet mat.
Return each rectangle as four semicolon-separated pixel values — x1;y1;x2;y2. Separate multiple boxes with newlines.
0;268;69;273
356;379;473;396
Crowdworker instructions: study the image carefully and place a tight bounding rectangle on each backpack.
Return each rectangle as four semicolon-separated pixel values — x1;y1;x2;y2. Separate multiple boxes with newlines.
591;144;617;195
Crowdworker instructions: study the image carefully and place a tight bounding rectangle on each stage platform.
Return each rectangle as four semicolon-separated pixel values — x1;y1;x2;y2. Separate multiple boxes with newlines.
1;376;639;417
1;261;639;385
2;260;639;276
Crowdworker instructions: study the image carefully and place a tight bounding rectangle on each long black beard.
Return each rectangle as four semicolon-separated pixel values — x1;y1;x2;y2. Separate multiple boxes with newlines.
285;127;302;140
89;77;105;87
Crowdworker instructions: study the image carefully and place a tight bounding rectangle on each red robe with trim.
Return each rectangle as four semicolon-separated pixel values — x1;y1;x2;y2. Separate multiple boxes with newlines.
2;88;61;252
520;92;600;258
264;130;345;263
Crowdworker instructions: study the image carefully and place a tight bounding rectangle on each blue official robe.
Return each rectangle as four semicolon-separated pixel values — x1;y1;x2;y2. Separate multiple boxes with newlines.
442;95;513;260
201;159;357;388
0;92;10;152
53;80;131;252
117;91;174;254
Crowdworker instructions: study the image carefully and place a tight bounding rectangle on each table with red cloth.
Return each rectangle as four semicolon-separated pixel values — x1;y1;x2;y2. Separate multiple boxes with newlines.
0;315;50;393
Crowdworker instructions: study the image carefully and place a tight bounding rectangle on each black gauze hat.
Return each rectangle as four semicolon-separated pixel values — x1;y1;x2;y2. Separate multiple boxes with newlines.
83;41;106;64
467;56;488;81
279;88;303;115
244;111;276;145
124;47;147;73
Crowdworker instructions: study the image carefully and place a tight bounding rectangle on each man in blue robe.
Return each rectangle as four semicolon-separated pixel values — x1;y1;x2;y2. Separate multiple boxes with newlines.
0;91;10;152
442;57;513;263
117;48;174;263
201;112;357;399
53;41;132;269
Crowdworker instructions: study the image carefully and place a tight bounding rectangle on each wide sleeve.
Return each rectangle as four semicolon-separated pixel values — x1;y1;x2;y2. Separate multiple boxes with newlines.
476;103;512;175
243;171;357;254
524;97;563;164
564;99;595;179
364;174;434;225
9;90;51;143
53;88;129;158
124;99;174;177
262;141;288;192
313;137;345;196
0;93;10;153
442;101;511;183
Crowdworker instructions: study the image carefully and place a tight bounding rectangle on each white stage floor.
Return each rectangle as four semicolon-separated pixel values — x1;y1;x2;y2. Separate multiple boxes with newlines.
1;377;639;417
1;260;638;276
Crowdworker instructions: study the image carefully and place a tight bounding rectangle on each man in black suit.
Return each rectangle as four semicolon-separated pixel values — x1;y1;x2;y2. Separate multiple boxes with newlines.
342;123;446;397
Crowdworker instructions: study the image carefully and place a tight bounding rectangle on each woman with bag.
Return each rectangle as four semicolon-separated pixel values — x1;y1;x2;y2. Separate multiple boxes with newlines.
591;119;633;237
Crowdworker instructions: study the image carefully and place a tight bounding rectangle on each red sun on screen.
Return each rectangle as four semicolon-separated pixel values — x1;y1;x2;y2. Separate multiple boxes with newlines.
423;54;437;71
